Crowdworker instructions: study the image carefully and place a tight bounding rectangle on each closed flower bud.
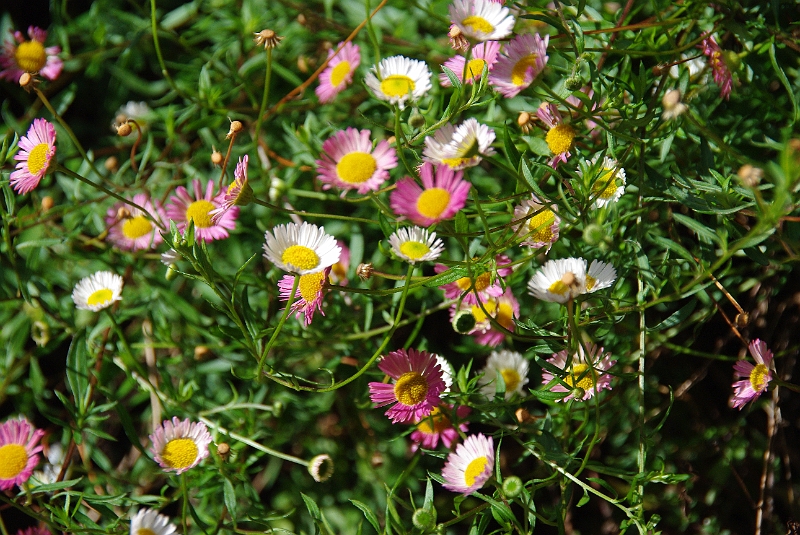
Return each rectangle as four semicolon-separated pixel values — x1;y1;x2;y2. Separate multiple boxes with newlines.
565;75;583;91
308;454;334;482
194;345;211;360
502;476;524;498
409;112;426;129
412;508;437;531
517;111;534;134
452;309;476;334
582;223;605;245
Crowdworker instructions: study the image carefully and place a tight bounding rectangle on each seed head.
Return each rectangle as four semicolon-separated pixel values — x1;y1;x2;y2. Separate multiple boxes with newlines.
254;29;283;49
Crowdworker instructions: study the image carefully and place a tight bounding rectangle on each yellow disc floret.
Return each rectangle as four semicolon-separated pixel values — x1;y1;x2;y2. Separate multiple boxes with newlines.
511;54;539;86
416;188;450;219
545;124;576;155
394;371;429;406
461;16;494;35
500;368;521;392
0;444;28;479
466;58;487;80
336;152;377;184
416;406;450;435
456;272;491;292
161;438;199;469
136;529;157;535
87;289;113;307
122;216;153;240
564;363;595;391
186;200;215;228
527;209;556;243
399;241;431;260
593;169;619;200
380;75;415;98
15;40;47;73
282;245;320;271
750;363;769;392
27;143;50;176
464;456;489;486
330;61;352;87
299;271;326;302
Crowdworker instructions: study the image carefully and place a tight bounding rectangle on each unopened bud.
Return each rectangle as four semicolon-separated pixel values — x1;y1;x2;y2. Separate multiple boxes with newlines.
722;50;741;71
297;55;309;74
561;271;576;288
41;196;55;212
211;149;223;166
19;72;33;89
226;120;243;139
652;63;669;77
735;312;750;328
217;442;230;460
564;75;583;91
582;223;605;246
448;25;469;52
571;386;586;400
116;122;132;137
502;476;524;498
412;508;437;531
308;454;334;482
452;309;476;334
31;320;50;347
409;112;426;129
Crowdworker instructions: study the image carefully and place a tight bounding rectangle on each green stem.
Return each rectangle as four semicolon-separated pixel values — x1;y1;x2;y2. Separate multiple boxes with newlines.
0;509;9;535
199;416;310;467
252;198;377;225
254;47;273;145
257;274;300;378
180;472;189;534
150;0;181;96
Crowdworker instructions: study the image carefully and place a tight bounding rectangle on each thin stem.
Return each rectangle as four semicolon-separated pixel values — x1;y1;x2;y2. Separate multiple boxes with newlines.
254;47;273;146
252;197;377;225
199;416;309;467
257;274;300;378
149;0;181;96
180;472;189;534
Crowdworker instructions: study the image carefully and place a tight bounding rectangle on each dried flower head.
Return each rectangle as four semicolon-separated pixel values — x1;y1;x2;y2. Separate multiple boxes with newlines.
254;29;283;49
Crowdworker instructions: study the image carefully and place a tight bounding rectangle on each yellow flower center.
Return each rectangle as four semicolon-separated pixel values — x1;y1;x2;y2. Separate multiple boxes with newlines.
592;169;620;200
466;58;487;80
510;54;539;86
122;215;153;240
27;143;50;176
416;406;450;435
564;362;595;392
399;241;430;260
161;438;199;469
548;271;578;297
185;200;215;228
527;208;556;243
394;371;429;406
461;16;494;35
336;152;377;184
750;363;769;392
298;271;326;302
500;368;521;393
416;188;451;219
585;275;597;291
380;74;415;98
456;272;491;292
330;60;352;87
497;301;514;329
471;299;498;323
464;456;489;487
331;261;346;282
282;245;320;271
441;157;471;168
545;124;576;155
87;289;113;307
15;40;47;72
0;444;28;480
137;529;157;535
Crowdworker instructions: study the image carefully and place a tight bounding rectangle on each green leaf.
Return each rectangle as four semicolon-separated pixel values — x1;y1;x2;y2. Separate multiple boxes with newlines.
455;211;468;236
503;124;521;169
66;329;90;414
223;478;237;520
769;42;799;123
422;266;470;287
672;213;720;245
301;492;321;520
350;500;381;533
648;301;696;332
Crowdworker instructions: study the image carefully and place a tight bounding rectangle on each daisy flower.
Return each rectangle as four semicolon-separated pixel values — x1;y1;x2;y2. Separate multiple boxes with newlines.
263;221;341;275
585;259;617;294
731;339;774;409
410;405;470;452
527;258;586;304
316;41;361;103
149;417;212;474
422;118;496;170
106;194;167;251
278;267;331;326
435;254;512;305
439;41;501;87
435;355;456;392
0;26;62;82
10;118;56;194
541;344;616;401
390;162;470;226
511;195;560;250
368;348;446;423
364;55;432;109
581;156;626;208
388;226;445;264
166;179;238;242
478;350;529;400
211;155;253;224
316;128;397;194
72;271;124;311
489;33;549;98
441;433;494;495
537;102;575;167
0;417;44;491
448;0;515;42
700;35;732;100
130;509;177;535
464;287;519;347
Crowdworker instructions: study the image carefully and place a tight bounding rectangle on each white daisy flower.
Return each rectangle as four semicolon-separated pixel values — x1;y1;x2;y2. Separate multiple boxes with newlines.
527;258;587;304
149;417;213;474
364;55;432;109
511;195;560;250
585;259;617;293
389;226;445;264
581;156;626;208
422;118;496;170
130;508;177;535
448;0;515;42
72;271;124;311
435;354;455;392
478;350;529;400
263;222;342;275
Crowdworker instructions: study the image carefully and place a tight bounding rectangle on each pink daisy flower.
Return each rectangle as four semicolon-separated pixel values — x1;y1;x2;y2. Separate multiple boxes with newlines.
489;33;549;98
10;118;56;194
390;161;470;226
731;339;774;409
410;405;470;452
441;433;494;495
541;344;616;402
368;348;446;424
700;35;732;100
0;417;45;491
422;118;496;170
211;155;253;224
0;27;62;82
149;417;212;474
435;253;512;304
316;128;397;194
452;286;518;347
448;0;515;42
316;41;361;103
166;179;238;242
105;194;167;251
439;41;501;87
537;102;575;168
278;267;331;326
511;194;560;250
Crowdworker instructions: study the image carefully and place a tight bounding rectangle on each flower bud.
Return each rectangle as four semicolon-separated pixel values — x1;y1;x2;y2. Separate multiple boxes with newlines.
451;309;476;334
308;454;334;482
194;345;212;360
517;111;534;134
217;442;230;461
502;476;524;498
19;72;33;89
565;75;583;91
737;164;763;188
116;122;132;137
582;223;605;246
211;149;223;166
409;112;426;129
412;507;437;531
226;120;243;139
